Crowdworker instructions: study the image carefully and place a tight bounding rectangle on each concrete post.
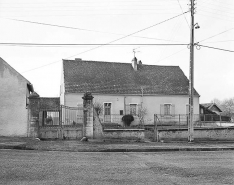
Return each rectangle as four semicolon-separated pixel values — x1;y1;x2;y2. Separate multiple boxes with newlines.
28;92;40;138
82;92;94;139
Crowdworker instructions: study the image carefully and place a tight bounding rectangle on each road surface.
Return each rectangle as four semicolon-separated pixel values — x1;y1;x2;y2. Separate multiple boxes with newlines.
0;150;234;185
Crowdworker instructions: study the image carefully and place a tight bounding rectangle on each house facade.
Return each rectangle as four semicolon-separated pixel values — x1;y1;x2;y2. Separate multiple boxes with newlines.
200;103;222;115
60;58;200;125
0;57;34;136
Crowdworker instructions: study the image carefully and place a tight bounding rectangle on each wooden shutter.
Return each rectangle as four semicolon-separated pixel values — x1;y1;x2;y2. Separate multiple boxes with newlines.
171;104;175;116
160;104;164;116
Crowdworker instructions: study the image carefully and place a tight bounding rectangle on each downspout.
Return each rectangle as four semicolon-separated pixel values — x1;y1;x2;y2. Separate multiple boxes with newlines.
141;87;144;108
124;96;126;115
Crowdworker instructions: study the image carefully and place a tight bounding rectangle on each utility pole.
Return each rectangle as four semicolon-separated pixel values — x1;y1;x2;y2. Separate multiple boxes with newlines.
188;0;195;142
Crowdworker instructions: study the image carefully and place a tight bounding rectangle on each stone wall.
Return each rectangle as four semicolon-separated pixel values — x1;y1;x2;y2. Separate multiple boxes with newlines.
28;95;60;137
158;127;234;141
40;98;60;110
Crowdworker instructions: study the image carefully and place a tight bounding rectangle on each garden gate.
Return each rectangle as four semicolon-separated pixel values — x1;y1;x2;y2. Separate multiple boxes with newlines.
38;105;84;139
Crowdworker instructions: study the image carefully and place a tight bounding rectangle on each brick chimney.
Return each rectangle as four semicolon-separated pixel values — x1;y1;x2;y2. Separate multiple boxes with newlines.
132;57;138;71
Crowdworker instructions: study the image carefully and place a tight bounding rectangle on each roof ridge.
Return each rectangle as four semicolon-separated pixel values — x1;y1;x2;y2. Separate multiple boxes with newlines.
62;59;179;67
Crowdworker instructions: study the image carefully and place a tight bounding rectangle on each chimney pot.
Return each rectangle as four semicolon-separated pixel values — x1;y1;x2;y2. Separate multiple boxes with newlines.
132;57;138;71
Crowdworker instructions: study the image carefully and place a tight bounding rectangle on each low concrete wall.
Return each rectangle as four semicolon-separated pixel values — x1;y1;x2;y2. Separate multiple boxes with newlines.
39;126;83;140
93;110;145;140
158;127;234;140
103;129;145;140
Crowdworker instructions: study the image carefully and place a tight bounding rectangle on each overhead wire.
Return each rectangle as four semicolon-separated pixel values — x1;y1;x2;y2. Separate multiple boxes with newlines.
0;43;188;47
2;17;184;43
20;11;189;73
198;27;234;43
63;11;189;60
176;0;190;28
198;44;234;53
197;12;234;23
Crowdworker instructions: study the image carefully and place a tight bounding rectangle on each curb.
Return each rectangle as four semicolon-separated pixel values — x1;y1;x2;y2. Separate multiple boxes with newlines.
1;145;234;152
0;144;34;150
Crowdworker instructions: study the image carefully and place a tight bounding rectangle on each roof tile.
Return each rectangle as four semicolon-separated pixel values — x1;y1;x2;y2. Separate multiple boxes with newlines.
63;59;199;95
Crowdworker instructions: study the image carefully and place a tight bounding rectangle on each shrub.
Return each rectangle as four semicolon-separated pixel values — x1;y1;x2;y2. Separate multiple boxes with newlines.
122;114;134;127
45;116;53;124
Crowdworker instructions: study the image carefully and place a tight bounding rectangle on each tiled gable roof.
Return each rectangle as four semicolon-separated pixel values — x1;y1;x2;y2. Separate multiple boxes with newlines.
63;59;199;95
200;103;222;112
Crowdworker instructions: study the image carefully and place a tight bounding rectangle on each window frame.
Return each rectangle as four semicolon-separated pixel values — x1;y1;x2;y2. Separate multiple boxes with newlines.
129;103;138;116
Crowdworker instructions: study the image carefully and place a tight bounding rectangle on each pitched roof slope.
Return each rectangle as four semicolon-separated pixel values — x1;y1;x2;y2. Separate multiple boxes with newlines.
200;103;222;112
0;57;34;92
63;59;199;95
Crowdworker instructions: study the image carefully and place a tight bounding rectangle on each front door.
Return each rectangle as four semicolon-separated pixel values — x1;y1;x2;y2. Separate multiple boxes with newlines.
104;103;111;122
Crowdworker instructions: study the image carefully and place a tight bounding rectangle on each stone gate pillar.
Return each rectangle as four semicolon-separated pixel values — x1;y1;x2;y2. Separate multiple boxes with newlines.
28;92;40;137
82;92;94;139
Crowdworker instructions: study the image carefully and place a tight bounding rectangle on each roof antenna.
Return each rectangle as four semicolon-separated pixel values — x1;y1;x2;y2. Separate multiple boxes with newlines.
133;47;140;58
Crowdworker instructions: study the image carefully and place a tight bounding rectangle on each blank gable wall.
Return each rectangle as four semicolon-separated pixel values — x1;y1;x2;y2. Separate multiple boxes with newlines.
0;59;28;136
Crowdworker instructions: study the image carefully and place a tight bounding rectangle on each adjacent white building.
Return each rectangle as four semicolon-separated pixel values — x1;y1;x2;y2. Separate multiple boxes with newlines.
60;58;199;125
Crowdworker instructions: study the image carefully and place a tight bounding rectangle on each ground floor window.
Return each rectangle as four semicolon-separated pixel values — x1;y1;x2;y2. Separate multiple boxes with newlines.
130;104;137;116
161;104;175;116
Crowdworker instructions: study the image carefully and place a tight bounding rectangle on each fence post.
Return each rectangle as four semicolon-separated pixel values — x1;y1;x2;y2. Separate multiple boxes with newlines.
59;106;63;139
199;114;201;128
154;114;158;142
82;92;94;139
179;114;180;128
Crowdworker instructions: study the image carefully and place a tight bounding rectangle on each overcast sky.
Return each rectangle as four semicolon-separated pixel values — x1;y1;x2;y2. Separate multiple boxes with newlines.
0;0;233;103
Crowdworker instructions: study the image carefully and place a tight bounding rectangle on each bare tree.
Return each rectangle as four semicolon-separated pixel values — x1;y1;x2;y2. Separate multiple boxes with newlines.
93;102;103;117
138;107;147;125
222;98;234;118
210;98;222;105
211;97;234;120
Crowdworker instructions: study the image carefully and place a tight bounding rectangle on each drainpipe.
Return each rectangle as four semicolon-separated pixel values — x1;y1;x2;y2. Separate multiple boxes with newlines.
124;96;126;115
141;87;144;108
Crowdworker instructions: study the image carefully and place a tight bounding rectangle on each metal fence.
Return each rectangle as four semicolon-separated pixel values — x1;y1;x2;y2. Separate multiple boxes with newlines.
61;105;83;126
154;114;232;129
99;114;146;129
39;105;83;127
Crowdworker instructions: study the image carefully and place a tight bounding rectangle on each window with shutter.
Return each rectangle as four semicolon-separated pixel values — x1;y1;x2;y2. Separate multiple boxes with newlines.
130;104;137;116
162;104;175;116
164;104;171;115
160;104;164;116
171;104;175;116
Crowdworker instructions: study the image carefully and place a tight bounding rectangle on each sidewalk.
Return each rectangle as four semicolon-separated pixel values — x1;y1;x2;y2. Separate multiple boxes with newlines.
1;136;234;152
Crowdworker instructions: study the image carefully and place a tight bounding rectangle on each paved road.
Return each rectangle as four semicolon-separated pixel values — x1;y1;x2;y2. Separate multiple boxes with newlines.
0;150;234;185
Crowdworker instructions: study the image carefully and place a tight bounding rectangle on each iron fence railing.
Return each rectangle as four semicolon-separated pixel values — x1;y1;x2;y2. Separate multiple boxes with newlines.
61;105;83;126
154;114;232;129
99;114;146;129
39;105;83;127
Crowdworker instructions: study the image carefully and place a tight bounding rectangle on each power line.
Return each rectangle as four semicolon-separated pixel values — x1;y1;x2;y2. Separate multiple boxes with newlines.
198;27;234;43
202;40;234;44
197;12;234;23
1;17;184;43
199;44;234;53
176;0;190;28
64;11;189;59
21;11;189;73
0;43;188;47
